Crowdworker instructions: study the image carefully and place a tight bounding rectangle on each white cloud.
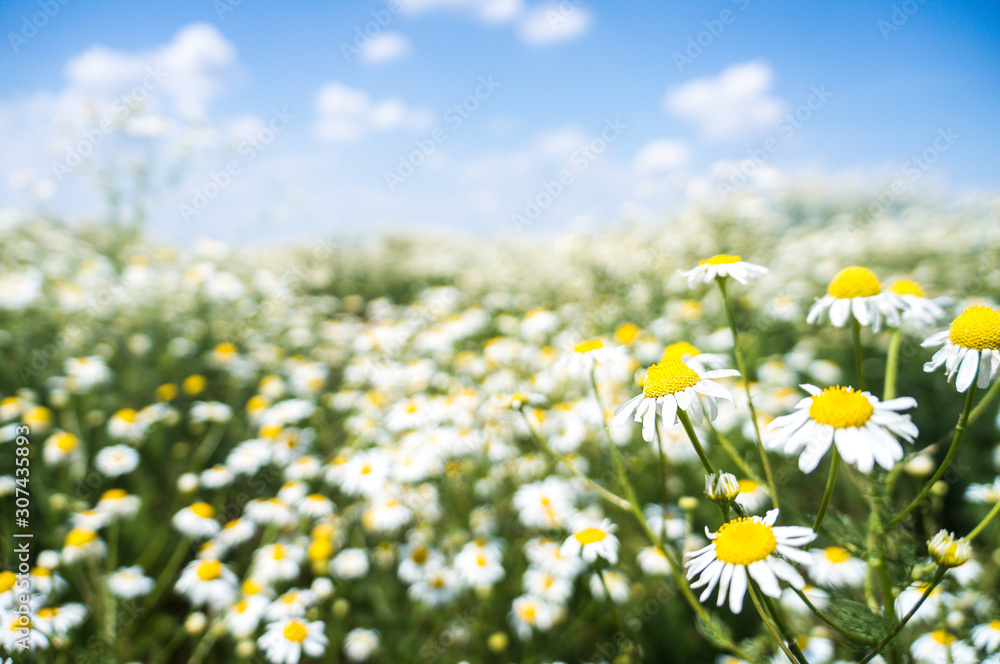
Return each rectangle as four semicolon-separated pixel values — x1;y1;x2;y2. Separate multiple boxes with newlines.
64;23;239;119
399;0;589;45
398;0;523;23
360;32;411;65
632;139;689;173
664;61;784;141
314;83;433;142
518;3;592;45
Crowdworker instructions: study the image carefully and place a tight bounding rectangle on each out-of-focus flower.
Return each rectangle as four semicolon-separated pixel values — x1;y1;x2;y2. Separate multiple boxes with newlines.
680;255;768;288
807;266;906;332
923;305;1000;392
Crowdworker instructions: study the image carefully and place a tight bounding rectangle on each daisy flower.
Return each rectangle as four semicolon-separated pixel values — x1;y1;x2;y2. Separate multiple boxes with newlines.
922;304;1000;392
94;444;140;477
175;559;238;610
765;384;917;473
509;594;558;639
636;546;672;576
808;546;867;588
560;518;619;565
680;254;768;288
887;279;946;328
62;528;106;564
660;341;729;373
172;502;221;539
96;489;140;520
613;360;739;442
1;612;49;651
330;548;370;580
454;539;505;588
42;431;82;467
258;617;328;664
343;628;380;662
807;266;906;332
555;337;627;378
780;584;829;616
894;581;947;622
965;477;1000;503
684;509;815;613
107;566;155;600
973;620;1000;653
910;631;977;664
35;603;87;637
734;479;770;512
588;569;630;603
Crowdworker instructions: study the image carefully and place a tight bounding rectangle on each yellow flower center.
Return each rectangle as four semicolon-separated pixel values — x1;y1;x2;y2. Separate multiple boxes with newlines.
888;279;924;297
32;567;51;577
411;547;428;564
574;527;607;545
115;409;137;424
615;323;640;344
948;305;1000;350
37;607;56;618
272;545;286;560
0;571;15;592
65;528;97;547
101;489;128;501
308;538;333;562
930;630;956;646
196;560;222;581
54;432;78;452
990;619;1000;631
521;604;537;620
242;579;262;595
823;546;851;563
642;360;701;398
574;338;605;354
714;518;777;566
283;619;308;642
215;342;237;356
737;479;758;492
827;266;881;299
809;386;873;429
661;341;701;363
156;383;178;402
190;502;216;519
699;254;742;265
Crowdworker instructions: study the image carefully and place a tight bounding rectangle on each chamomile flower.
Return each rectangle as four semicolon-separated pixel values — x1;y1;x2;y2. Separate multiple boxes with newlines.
910;630;977;664
107;566;155;600
172;502;221;539
894;581;947;622
887;279;946;328
522;567;573;604
765;384;917;473
1;612;48;651
94;444;140;477
965;478;1000;503
588;569;630;603
454;539;505;588
96;489;140;519
684;509;815;614
331;548;370;580
251;543;306;584
636;546;672;576
343;627;379;662
780;585;829;616
34;603;87;637
513;477;577;530
258;617;328;664
660;341;729;373
62;528;106;564
509;594;558;639
922;305;1000;392
808;547;867;588
807;266;906;332
973;620;1000;653
734;479;770;512
175;559;238;610
554;338;627;378
770;635;834;664
680;254;768;288
560;519;619;565
42;431;82;467
225;595;268;639
613;360;739;442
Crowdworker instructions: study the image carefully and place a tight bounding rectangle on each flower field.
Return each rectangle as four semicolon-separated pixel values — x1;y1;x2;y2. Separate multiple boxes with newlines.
2;194;1000;664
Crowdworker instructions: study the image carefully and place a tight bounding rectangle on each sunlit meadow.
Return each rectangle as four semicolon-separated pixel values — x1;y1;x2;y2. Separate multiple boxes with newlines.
2;189;1000;663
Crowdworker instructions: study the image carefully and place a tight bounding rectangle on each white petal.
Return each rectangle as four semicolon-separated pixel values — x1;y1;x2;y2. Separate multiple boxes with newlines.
660;395;678;428
879;396;916;411
694;379;735;404
612;394;643;428
767;557;806;589
716;563;734;607
829;298;851;327
799;383;822;396
749;560;781;597
797;427;833;473
851;297;871;326
728;565;748;613
956;349;980;393
776;544;812;566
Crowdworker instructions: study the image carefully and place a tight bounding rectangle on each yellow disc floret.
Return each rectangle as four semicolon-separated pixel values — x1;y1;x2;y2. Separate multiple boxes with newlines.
930;630;956;646
823;546;851;563
699;254;742;265
714;518;777;566
190;502;216;519
196;560;222;581
642;360;701;398
573;338;605;354
574;528;608;545
948;305;1000;350
661;341;701;363
827;266;881;299
65;528;98;547
809;386;874;429
283;619;309;642
887;279;924;297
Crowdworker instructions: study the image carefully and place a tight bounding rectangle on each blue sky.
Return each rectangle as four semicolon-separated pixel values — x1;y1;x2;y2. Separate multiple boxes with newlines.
1;0;998;243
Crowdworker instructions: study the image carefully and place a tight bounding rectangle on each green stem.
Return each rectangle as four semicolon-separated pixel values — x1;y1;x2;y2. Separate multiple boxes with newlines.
883;328;902;400
852;317;865;391
518;407;630;511
718;277;781;511
676;410;714;475
968;499;1000;541
747;582;808;664
141;536;191;613
857;567;947;664
790;587;877;644
889;384;977;527
809;448;839;545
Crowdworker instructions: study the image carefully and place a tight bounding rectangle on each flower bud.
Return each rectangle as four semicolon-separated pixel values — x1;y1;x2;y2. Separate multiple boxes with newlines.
928;530;971;568
704;471;740;509
184;611;207;635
